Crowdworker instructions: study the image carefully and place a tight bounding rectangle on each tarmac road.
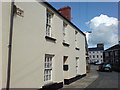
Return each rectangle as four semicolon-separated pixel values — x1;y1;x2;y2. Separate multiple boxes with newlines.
87;66;119;88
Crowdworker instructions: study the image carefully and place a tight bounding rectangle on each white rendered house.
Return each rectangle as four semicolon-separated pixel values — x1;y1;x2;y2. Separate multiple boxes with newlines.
2;1;87;89
88;44;104;64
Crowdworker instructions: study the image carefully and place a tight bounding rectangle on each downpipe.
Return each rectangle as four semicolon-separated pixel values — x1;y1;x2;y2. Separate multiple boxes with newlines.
6;1;15;90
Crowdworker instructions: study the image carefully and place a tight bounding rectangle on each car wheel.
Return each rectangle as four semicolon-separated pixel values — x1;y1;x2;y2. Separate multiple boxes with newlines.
110;69;112;72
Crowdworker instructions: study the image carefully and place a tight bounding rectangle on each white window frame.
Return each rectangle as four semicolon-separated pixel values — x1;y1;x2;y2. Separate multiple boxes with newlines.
46;11;52;37
44;54;53;83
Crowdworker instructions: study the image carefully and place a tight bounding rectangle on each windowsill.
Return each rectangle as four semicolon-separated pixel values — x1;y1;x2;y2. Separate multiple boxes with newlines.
75;47;80;50
62;42;70;47
45;36;56;42
44;81;54;85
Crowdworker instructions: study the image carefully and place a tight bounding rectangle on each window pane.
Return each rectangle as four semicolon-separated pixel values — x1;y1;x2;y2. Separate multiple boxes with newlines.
49;63;52;68
47;57;49;62
44;70;45;75
44;76;45;81
45;63;46;68
47;63;49;68
46;75;47;81
47;70;48;74
49;75;51;80
46;12;52;37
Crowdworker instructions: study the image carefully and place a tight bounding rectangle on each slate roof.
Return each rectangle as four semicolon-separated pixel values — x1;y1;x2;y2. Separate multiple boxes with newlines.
105;44;120;51
88;47;104;51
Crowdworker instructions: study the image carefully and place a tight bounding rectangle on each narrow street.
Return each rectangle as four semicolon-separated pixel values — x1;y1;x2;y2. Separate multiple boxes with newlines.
60;65;119;89
87;65;119;88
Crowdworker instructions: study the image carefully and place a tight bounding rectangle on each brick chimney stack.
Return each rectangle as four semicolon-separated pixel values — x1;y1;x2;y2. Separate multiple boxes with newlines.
58;6;71;21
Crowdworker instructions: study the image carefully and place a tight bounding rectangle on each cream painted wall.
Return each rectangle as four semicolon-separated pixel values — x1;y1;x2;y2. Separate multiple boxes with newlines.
78;34;86;75
10;2;46;88
2;2;86;88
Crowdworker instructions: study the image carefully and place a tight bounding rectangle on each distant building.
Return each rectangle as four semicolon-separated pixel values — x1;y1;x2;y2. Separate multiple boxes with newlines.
103;44;120;71
88;44;104;64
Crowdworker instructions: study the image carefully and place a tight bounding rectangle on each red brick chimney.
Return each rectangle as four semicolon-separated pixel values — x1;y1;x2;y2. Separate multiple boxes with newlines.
58;6;71;21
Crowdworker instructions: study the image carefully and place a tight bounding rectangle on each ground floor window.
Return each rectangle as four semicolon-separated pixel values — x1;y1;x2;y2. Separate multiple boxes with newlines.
76;57;79;75
44;54;53;82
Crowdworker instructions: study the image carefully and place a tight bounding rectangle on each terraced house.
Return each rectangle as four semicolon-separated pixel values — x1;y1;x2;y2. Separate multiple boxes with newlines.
2;1;87;89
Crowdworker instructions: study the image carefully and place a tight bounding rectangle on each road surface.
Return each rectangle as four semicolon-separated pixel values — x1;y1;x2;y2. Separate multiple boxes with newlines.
87;65;119;88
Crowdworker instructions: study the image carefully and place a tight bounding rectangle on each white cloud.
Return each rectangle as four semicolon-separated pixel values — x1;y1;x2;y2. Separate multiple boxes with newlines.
86;14;118;47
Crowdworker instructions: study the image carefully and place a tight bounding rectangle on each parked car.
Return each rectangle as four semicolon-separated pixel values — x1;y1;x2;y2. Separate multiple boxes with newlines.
95;62;102;65
98;63;112;72
90;62;96;64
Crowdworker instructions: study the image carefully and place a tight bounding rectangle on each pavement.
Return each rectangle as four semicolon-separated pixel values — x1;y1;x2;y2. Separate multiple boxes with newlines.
60;65;99;89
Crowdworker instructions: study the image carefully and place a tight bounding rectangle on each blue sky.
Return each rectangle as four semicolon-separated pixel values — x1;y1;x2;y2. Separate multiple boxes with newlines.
49;2;118;31
49;2;118;49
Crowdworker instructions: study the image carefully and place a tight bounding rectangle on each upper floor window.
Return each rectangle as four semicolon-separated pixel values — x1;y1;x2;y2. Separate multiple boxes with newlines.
115;51;118;56
105;52;109;56
110;52;113;56
46;11;53;37
75;30;78;47
63;22;68;42
97;55;99;58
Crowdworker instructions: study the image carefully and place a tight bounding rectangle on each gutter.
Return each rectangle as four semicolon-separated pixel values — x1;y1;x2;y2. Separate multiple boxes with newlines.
6;1;15;89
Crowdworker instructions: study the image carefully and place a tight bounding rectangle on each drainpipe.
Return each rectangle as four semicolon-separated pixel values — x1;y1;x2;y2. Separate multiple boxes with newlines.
6;1;15;89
